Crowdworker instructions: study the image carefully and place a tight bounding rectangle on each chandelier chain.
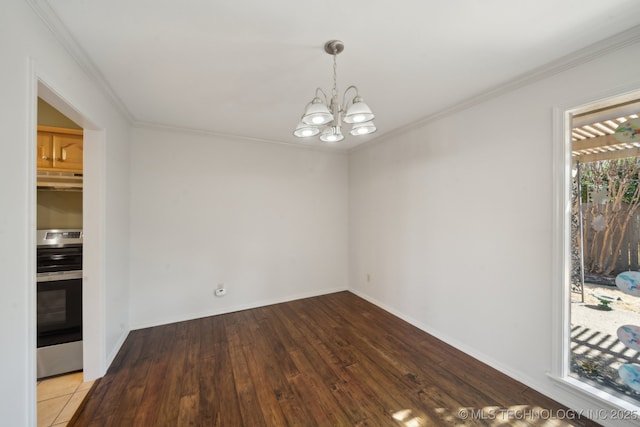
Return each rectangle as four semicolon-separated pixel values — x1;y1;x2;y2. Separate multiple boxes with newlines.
332;53;338;100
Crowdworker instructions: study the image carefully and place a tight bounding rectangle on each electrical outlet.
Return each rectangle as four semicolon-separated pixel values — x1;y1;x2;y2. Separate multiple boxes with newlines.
367;274;371;282
215;283;226;297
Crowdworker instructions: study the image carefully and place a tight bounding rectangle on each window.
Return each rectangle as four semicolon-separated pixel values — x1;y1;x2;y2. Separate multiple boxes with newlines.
570;102;640;405
553;92;640;413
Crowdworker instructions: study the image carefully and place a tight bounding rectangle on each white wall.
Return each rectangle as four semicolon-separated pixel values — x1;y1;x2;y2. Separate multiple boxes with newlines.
349;38;640;424
0;1;130;425
129;127;348;328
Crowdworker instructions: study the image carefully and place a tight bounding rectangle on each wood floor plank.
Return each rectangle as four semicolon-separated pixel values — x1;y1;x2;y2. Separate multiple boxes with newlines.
254;306;329;426
233;310;290;426
131;324;176;427
211;338;244;425
243;318;323;427
194;314;243;426
224;312;268;427
156;322;192;426
177;393;198;427
288;347;354;425
266;303;392;425
180;319;202;397
69;292;601;427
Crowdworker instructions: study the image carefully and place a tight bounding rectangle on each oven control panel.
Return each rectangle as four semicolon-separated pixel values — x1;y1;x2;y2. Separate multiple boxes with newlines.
37;229;83;247
44;231;81;239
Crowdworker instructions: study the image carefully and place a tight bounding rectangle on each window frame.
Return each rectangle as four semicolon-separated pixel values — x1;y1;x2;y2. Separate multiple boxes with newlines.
550;88;640;416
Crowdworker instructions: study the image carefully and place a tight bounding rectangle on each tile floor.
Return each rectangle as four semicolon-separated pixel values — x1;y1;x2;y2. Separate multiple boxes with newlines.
37;371;94;427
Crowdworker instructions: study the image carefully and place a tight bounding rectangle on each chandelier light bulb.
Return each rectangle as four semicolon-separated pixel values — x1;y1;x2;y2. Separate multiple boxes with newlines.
349;120;376;136
320;126;344;143
343;96;374;124
301;97;333;126
293;120;320;138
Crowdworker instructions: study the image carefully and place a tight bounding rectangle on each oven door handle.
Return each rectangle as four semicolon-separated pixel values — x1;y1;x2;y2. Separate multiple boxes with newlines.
37;270;83;282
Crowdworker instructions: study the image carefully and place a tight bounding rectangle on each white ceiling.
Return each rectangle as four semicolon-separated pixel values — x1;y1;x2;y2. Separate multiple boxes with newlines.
32;0;640;150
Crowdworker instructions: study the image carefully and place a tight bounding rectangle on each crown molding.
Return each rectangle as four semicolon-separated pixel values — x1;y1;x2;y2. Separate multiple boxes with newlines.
26;0;135;123
132;120;347;154
351;24;640;154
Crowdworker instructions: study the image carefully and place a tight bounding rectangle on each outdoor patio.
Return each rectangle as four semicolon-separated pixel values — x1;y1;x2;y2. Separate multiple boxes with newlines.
571;282;640;404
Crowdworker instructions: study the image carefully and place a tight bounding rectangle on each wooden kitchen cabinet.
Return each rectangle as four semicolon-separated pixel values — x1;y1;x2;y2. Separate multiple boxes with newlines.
37;126;83;172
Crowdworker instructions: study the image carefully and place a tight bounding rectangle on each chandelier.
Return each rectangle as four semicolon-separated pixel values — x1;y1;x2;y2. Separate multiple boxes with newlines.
293;40;376;143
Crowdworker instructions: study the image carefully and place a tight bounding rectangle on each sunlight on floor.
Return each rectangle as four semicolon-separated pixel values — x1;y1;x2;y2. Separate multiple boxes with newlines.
392;408;425;426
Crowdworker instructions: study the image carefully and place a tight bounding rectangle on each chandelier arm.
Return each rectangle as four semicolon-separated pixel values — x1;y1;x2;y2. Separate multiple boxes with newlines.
315;87;330;105
341;85;360;111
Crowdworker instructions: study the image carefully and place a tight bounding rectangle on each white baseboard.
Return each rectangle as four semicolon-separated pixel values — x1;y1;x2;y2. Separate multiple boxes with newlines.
105;329;129;373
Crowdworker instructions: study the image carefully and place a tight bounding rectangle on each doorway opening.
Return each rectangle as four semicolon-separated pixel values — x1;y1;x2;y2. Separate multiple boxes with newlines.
33;80;105;424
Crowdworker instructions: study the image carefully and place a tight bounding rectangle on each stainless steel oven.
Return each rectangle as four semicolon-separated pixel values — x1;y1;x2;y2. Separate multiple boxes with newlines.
37;229;83;379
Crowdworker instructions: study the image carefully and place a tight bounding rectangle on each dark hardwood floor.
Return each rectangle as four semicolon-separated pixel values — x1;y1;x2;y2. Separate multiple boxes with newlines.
70;291;600;426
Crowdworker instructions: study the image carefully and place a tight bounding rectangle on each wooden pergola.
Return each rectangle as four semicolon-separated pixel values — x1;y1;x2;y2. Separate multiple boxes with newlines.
572;103;640;162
